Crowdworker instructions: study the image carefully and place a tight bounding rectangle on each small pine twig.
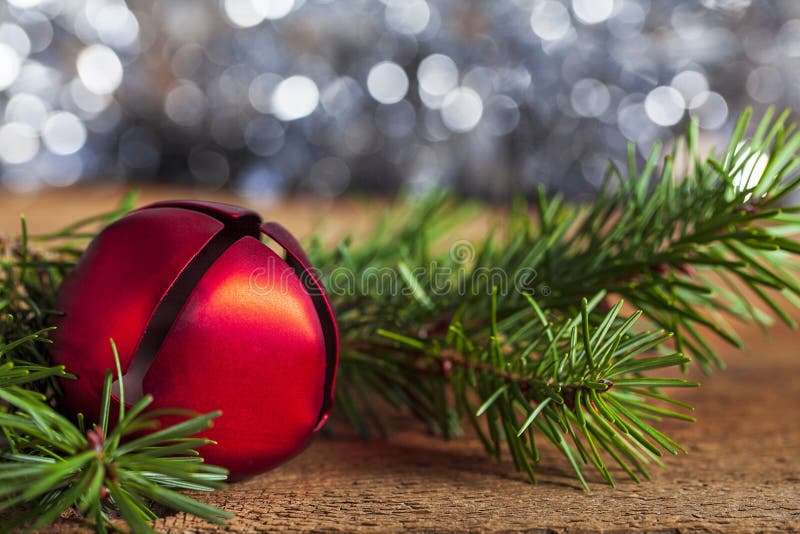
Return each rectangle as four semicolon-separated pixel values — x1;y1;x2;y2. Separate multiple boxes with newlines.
0;192;232;531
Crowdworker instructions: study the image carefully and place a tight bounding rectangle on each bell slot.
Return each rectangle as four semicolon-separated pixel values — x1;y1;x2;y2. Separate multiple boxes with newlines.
111;221;250;405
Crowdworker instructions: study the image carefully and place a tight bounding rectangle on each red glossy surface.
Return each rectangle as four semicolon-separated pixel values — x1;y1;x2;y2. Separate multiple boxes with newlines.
261;221;338;427
52;201;338;478
145;237;325;474
54;207;224;420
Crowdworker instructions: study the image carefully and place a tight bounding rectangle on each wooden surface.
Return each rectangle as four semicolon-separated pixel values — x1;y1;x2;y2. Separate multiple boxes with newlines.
2;187;799;533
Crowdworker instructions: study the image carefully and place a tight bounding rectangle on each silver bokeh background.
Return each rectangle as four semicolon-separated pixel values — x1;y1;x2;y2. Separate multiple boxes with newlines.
0;0;798;200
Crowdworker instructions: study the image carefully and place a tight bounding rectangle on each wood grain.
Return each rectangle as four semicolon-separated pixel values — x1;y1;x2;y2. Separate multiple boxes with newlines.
2;188;799;533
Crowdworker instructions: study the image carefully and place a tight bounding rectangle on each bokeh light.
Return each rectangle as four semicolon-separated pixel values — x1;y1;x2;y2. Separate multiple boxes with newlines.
531;1;572;41
76;44;123;95
0;44;22;90
645;87;685;127
367;62;409;105
0;122;39;164
5;93;48;131
271;76;319;121
441;88;483;133
571;0;614;24
418;54;458;109
224;0;265;28
42;112;87;156
0;23;31;58
0;0;796;199
385;0;431;35
256;0;295;21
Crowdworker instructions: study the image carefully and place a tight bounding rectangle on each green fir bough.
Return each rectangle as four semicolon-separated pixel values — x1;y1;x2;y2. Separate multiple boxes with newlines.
312;109;800;486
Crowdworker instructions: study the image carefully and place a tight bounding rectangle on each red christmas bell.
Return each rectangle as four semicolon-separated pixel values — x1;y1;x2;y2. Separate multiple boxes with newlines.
52;200;339;478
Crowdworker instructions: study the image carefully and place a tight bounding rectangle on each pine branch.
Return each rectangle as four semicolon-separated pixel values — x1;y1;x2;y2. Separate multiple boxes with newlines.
0;362;230;532
527;108;800;372
375;293;697;489
314;108;800;487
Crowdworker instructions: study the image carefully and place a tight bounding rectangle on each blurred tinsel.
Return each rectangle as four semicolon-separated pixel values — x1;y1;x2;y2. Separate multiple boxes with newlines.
0;0;798;200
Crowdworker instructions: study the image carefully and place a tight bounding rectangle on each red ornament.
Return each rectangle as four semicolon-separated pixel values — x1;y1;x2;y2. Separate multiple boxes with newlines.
52;200;339;478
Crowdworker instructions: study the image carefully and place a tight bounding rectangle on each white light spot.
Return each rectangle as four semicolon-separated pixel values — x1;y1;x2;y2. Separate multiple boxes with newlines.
441;87;483;133
4;93;48;131
385;0;430;35
367;61;409;104
271;75;319;121
224;0;264;27
418;54;458;95
0;122;39;164
689;91;728;130
608;0;645;37
12;61;60;99
670;71;708;107
418;54;458;109
69;78;111;115
91;4;140;48
18;11;53;54
42;112;87;156
644;86;685;127
254;0;294;20
572;0;613;24
0;44;21;91
531;1;572;41
164;80;207;126
570;78;610;118
731;143;768;199
0;23;31;58
76;44;123;95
